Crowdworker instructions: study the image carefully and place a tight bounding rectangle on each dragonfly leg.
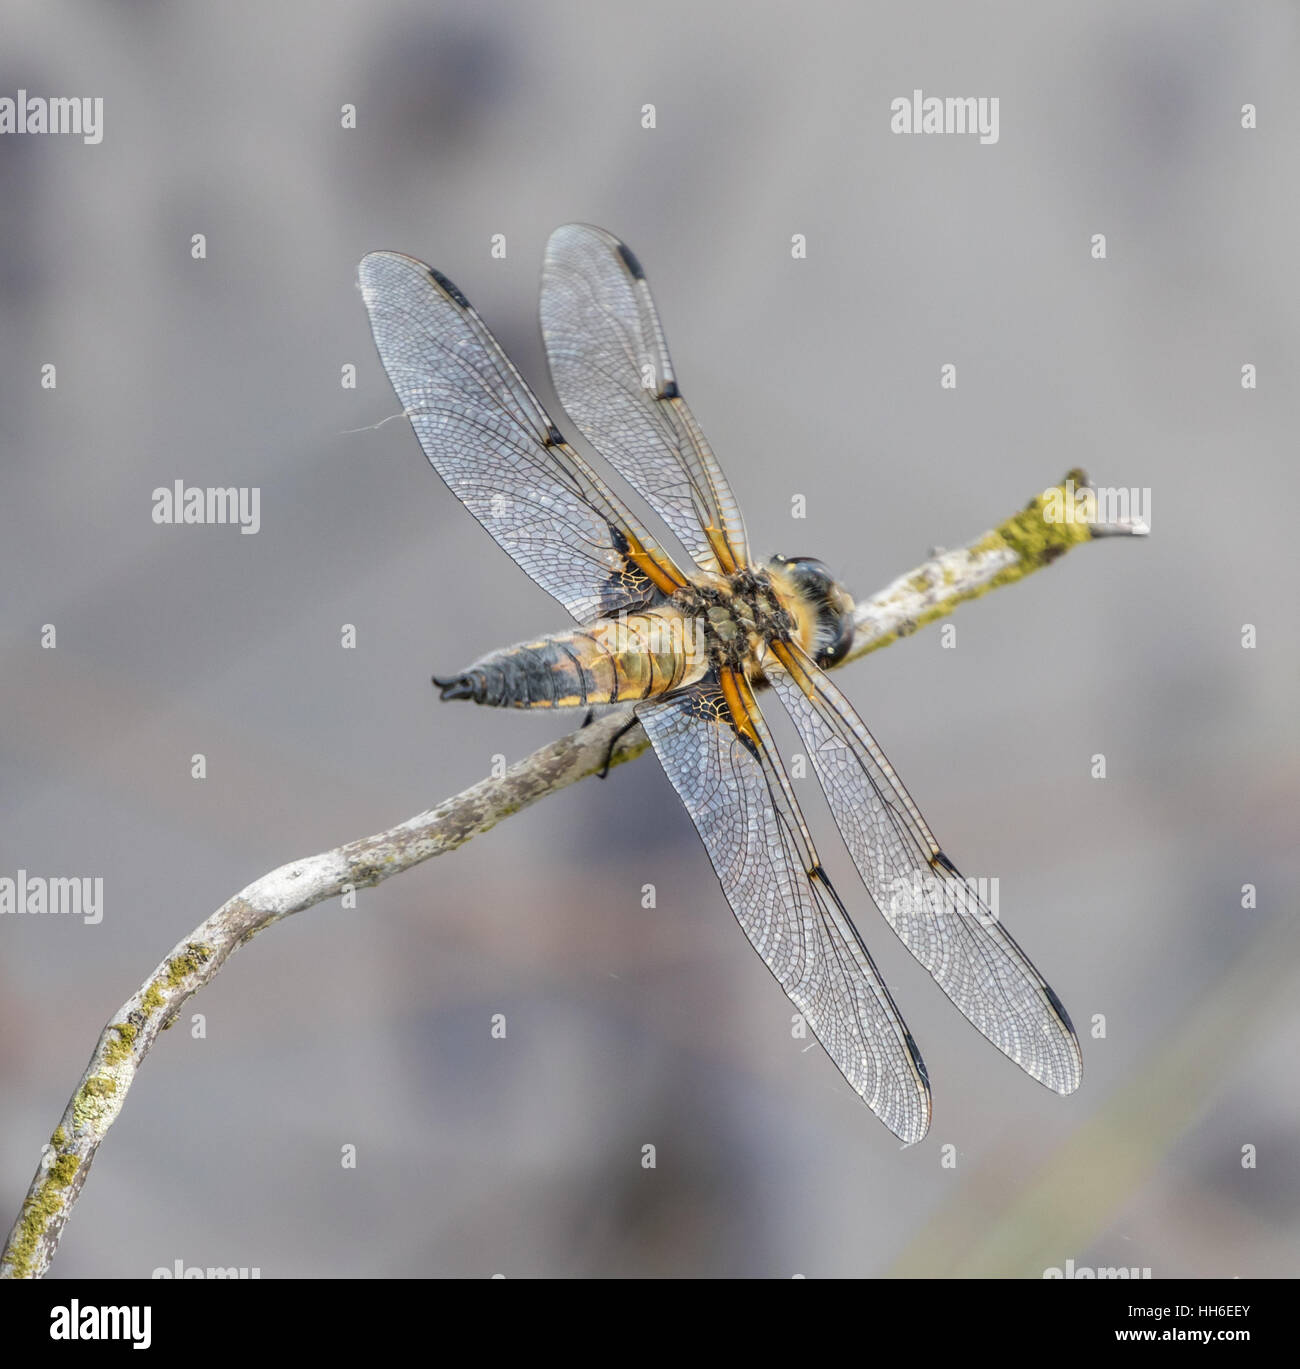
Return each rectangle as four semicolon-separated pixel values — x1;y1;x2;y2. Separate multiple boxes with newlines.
597;712;640;779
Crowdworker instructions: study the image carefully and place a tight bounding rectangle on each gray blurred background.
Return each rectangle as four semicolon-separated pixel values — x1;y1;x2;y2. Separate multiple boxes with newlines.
2;0;1297;1278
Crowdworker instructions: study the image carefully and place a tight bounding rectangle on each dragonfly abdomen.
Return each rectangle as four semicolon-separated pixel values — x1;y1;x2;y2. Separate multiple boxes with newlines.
434;611;706;709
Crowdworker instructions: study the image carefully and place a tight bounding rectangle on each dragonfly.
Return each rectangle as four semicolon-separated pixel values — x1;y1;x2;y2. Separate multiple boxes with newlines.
358;225;1082;1144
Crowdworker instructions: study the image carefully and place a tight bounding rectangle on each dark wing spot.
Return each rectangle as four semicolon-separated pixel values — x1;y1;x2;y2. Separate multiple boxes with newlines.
903;1030;931;1087
545;425;565;447
660;379;680;399
429;267;471;309
615;240;645;280
1043;983;1077;1035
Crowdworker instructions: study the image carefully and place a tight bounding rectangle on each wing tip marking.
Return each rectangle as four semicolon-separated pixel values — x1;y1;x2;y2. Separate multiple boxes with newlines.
615;239;645;280
428;266;471;309
1043;981;1077;1037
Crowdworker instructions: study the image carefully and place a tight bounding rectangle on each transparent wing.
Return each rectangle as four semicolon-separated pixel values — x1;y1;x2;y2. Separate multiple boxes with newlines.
765;640;1083;1096
541;223;750;576
359;250;686;623
638;667;932;1144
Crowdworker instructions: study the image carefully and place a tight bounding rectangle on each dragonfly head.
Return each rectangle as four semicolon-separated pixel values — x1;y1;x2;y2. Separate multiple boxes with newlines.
766;555;856;669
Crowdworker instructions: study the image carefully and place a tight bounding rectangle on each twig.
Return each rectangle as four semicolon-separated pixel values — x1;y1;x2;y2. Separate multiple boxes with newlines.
1;470;1145;1278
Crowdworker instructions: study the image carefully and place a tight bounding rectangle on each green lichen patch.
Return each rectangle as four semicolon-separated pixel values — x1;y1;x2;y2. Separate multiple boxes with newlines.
102;1021;137;1066
72;1074;121;1130
5;1149;81;1277
141;982;166;1014
8;1183;63;1278
960;481;1093;599
165;942;213;987
998;487;1093;565
46;1154;79;1188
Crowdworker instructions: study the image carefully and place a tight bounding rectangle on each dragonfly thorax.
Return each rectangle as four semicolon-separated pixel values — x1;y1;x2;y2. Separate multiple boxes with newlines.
672;568;798;674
